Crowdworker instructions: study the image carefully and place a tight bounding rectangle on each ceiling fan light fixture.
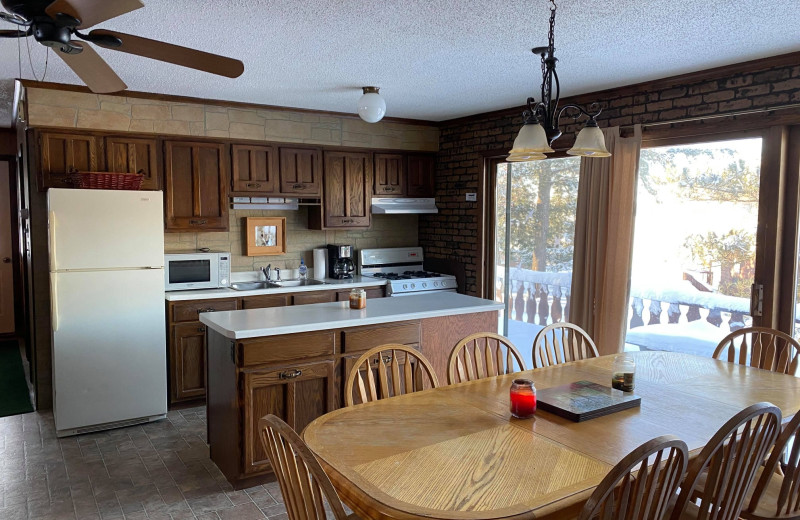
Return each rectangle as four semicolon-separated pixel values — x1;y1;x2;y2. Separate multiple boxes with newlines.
567;119;611;157
358;86;386;123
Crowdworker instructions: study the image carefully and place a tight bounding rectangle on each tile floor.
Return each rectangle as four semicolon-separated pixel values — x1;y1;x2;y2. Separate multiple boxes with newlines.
0;407;290;520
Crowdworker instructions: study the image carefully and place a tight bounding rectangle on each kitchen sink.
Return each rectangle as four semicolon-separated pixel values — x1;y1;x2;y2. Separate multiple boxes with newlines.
270;279;327;287
229;279;327;291
229;282;272;291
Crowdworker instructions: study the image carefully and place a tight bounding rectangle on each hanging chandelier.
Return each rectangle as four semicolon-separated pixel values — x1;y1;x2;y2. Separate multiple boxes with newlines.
507;0;611;161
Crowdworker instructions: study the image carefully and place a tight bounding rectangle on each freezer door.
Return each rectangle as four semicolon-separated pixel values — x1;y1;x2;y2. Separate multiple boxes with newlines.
48;189;164;270
52;269;167;432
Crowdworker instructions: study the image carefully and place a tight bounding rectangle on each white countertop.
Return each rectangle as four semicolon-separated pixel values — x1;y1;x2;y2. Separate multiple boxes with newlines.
165;275;385;301
199;292;503;339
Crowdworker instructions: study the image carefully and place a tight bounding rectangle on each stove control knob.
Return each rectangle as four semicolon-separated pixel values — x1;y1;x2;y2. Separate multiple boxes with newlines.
433;281;439;287
410;283;416;289
403;284;408;290
422;282;427;288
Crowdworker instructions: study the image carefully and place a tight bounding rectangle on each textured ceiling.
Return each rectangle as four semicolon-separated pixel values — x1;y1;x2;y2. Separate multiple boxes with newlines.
0;0;798;127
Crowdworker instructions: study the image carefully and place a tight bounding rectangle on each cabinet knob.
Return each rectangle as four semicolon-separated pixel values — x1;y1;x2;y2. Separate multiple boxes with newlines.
1;257;9;264
197;326;206;333
199;307;216;313
246;183;262;188
292;183;305;189
279;369;302;380
383;186;394;192
341;219;354;224
190;219;208;225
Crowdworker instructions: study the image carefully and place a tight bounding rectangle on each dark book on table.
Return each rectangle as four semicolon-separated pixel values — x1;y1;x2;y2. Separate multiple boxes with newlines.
537;380;641;422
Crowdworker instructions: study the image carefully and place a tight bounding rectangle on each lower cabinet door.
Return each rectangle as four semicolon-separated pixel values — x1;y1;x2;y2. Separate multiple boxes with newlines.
292;291;336;305
171;322;208;402
242;361;335;475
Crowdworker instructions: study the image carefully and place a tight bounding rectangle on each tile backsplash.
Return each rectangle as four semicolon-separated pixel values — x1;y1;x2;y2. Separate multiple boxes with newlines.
163;208;418;272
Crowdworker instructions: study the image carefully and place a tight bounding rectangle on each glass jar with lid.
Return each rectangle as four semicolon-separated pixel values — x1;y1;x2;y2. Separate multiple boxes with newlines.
349;288;366;309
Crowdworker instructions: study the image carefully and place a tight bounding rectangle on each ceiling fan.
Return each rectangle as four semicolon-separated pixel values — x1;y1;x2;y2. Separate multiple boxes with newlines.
0;0;244;93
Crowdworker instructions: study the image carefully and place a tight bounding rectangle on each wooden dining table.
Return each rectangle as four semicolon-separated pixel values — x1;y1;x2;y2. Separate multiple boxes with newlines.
303;351;800;520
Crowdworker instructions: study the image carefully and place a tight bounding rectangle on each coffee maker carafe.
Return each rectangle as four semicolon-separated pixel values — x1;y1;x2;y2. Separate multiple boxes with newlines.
327;245;354;279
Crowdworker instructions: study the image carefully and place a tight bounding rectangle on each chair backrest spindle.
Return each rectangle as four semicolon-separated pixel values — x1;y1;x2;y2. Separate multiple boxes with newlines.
447;332;526;385
532;323;599;368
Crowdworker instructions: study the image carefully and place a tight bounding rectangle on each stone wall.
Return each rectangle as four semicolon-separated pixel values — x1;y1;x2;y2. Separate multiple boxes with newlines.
26;87;440;151
165;209;418;273
420;54;800;296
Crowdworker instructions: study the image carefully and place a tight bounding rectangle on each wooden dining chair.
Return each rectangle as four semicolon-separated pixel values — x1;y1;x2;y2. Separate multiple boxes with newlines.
740;411;800;519
578;435;688;520
532;322;599;368
258;414;357;520
447;332;527;384
670;402;782;520
344;344;439;407
713;327;800;375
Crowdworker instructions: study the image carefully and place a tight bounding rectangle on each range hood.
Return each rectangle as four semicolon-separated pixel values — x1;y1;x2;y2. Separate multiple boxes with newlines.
371;198;438;214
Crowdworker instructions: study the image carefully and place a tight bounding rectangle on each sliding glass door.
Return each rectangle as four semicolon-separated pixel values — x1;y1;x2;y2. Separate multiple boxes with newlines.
623;136;763;357
492;157;580;366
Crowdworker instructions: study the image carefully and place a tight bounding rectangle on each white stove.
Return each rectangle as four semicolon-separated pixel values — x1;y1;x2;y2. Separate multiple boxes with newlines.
359;247;457;296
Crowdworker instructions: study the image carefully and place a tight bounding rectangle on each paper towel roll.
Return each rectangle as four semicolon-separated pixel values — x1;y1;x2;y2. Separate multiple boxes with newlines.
313;248;327;280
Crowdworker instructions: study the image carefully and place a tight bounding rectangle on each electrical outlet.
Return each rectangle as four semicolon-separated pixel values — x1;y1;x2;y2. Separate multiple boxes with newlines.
466;193;477;202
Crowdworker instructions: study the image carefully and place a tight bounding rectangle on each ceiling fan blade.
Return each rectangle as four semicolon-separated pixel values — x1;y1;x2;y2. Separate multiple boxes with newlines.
89;29;244;78
45;0;143;29
55;42;127;93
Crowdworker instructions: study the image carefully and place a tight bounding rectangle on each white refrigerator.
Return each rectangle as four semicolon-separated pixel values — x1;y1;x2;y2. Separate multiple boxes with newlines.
48;188;167;436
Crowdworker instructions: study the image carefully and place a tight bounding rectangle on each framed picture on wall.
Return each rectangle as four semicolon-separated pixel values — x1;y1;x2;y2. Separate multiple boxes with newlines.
246;217;287;256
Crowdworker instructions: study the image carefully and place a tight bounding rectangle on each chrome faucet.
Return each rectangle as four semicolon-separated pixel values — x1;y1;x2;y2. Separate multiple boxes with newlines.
261;264;271;281
274;268;282;282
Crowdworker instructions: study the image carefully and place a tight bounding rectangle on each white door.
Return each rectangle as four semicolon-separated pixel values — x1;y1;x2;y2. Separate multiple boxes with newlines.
52;268;167;432
48;189;164;271
0;162;14;334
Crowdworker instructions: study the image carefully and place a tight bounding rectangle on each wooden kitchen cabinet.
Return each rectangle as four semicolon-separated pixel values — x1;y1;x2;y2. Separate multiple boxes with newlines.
335;286;385;301
310;150;372;229
104;136;161;190
171;322;208;402
278;146;322;195
167;298;238;404
231;144;279;194
406;154;436;197
373;153;405;196
240;294;290;310
164;140;229;232
37;130;99;190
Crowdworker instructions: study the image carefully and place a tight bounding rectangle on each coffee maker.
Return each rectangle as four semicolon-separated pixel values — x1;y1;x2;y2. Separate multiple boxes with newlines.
327;245;355;279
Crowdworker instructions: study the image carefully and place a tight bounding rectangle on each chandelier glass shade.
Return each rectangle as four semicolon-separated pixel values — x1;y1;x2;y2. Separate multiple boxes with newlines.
508;0;611;161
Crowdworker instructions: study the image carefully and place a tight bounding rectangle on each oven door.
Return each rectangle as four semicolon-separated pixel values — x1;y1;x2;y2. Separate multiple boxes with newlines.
389;289;457;297
164;255;220;291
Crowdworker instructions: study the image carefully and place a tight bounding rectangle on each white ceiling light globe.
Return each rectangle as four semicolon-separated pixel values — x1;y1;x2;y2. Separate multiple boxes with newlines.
358;87;386;123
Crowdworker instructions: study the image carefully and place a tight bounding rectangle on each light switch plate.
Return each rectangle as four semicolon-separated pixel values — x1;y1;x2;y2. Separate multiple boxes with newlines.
466;193;477;202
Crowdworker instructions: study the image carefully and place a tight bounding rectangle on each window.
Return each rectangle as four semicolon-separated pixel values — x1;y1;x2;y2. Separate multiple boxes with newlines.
624;137;762;357
492;157;581;367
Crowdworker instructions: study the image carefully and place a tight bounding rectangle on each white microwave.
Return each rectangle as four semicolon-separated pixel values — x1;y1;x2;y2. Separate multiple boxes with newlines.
164;252;231;291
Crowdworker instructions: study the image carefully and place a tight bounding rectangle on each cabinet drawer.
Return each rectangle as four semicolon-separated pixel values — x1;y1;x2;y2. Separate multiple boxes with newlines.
171;299;238;322
343;349;412;378
292;291;336;305
335;286;385;301
239;330;335;367
241;294;290;310
342;321;421;353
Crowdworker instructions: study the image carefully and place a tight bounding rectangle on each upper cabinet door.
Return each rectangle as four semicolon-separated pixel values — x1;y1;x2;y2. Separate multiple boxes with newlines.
406;154;436;197
279;147;322;196
164;141;229;232
38;131;99;190
322;151;372;229
104;136;161;190
373;153;406;197
231;144;279;194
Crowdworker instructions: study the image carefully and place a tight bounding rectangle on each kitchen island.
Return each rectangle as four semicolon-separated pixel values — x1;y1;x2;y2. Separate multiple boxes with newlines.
200;293;503;487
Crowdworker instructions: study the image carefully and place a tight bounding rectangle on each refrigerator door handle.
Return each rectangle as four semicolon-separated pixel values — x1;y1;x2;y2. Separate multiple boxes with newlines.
51;273;59;331
49;210;57;271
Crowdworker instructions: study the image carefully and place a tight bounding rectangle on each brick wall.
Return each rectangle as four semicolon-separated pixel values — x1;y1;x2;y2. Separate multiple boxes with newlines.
420;53;800;296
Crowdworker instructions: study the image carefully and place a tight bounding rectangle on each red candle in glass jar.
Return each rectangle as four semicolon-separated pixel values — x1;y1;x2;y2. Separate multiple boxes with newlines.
510;378;536;418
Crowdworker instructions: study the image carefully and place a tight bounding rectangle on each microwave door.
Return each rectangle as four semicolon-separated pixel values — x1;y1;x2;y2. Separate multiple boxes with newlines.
166;257;220;290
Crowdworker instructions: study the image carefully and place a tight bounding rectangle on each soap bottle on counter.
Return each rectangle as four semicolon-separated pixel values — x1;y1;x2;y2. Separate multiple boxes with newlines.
298;258;308;280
